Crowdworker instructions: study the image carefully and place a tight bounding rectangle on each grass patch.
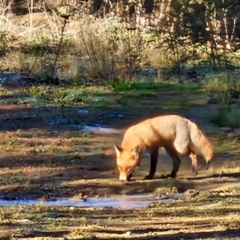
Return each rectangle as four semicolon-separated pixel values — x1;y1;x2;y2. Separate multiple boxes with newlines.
211;106;240;128
22;85;110;107
0;81;207;110
113;81;203;93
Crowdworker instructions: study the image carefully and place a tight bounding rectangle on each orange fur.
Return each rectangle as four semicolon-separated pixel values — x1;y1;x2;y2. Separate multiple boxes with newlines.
114;114;213;181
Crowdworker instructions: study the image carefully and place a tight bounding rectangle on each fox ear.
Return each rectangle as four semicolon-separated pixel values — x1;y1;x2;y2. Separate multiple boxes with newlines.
114;145;122;157
131;145;140;159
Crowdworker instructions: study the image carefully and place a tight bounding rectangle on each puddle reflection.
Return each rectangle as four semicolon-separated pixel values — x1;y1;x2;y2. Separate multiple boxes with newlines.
0;194;185;209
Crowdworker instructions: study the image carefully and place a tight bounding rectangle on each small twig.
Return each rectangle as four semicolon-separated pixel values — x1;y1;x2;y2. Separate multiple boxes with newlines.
28;0;33;38
51;15;69;78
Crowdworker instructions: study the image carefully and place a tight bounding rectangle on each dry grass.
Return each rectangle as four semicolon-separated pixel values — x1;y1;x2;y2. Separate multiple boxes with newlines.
1;11;147;79
0;81;239;239
1;9;236;82
1;190;240;239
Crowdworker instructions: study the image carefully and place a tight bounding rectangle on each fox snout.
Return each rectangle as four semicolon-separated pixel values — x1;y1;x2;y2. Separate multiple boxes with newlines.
206;158;213;170
119;173;133;182
206;152;214;170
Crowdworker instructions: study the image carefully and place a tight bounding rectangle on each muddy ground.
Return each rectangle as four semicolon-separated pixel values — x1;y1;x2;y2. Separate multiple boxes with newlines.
0;83;238;200
0;80;240;239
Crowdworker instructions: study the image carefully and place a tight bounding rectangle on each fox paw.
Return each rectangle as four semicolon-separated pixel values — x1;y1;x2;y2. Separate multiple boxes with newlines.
170;172;177;178
126;173;133;181
144;174;154;180
206;162;212;170
193;171;198;176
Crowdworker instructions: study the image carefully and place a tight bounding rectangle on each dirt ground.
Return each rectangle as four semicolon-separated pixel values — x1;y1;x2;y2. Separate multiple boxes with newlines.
0;81;240;239
2;190;240;239
0;90;238;200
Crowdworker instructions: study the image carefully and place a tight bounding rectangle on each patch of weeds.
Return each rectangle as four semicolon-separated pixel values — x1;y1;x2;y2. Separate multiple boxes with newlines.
221;160;240;173
5;138;20;151
16;86;50;105
0;87;13;95
67;230;95;239
24;35;52;56
0;30;10;56
0;87;15;104
215;137;237;152
53;88;79;104
60;38;76;50
52;88;87;106
113;81;202;94
205;72;240;104
82;95;111;107
24;86;50;97
51;87;110;107
43;144;73;154
23;85;111;107
211;106;240;128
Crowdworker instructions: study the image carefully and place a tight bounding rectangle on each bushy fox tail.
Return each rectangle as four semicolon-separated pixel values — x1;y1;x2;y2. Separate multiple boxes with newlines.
188;120;213;168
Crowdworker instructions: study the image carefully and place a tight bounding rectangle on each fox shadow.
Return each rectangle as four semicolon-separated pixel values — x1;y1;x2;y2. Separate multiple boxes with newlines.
150;171;240;181
185;172;240;180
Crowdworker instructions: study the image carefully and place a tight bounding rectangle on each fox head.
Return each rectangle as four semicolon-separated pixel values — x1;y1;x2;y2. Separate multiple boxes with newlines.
204;146;213;169
203;141;214;169
114;145;140;181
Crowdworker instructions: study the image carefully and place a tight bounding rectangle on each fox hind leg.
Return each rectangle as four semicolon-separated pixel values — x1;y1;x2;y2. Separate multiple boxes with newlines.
145;147;159;180
164;145;181;178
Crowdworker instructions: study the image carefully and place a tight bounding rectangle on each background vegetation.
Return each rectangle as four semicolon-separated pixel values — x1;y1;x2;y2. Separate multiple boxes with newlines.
1;0;240;77
1;0;240;127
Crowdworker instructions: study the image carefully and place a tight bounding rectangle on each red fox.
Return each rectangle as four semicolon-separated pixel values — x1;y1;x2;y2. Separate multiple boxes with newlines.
114;114;213;181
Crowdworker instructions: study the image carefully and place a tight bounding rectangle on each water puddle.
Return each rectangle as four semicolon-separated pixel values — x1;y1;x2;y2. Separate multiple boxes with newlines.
76;107;91;114
98;112;126;119
47;115;122;134
82;124;116;133
0;193;185;209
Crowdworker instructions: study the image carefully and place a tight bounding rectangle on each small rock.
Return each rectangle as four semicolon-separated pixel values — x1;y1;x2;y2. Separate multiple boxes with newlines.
219;192;227;197
184;189;199;197
220;127;233;133
170;186;179;193
223;151;235;156
15;219;33;224
207;97;218;104
39;195;49;202
82;195;87;202
125;231;131;236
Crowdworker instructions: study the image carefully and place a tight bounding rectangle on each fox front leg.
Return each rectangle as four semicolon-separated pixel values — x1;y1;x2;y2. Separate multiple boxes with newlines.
145;148;159;180
189;152;198;176
126;173;133;181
